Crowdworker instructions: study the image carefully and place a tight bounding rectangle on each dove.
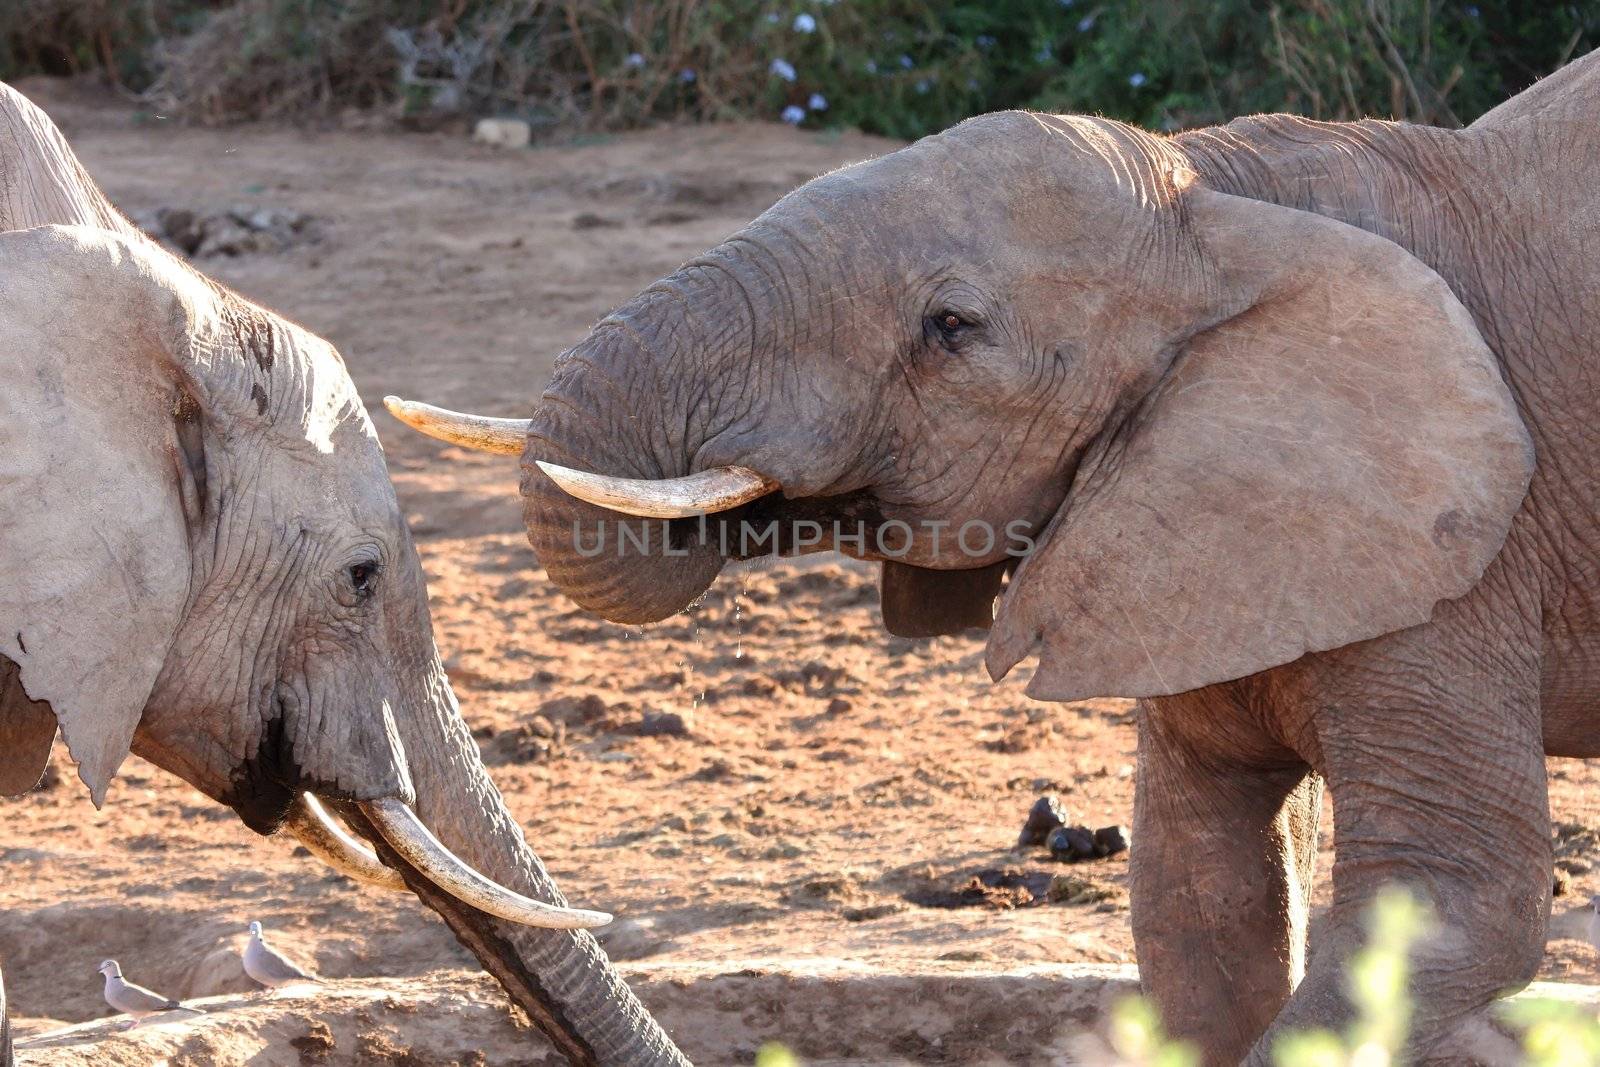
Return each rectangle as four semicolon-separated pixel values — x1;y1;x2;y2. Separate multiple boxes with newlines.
97;960;202;1029
243;920;318;989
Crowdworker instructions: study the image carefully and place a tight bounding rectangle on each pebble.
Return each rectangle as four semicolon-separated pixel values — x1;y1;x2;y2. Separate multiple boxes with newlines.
1093;825;1131;857
634;710;692;737
473;117;532;149
1017;795;1070;848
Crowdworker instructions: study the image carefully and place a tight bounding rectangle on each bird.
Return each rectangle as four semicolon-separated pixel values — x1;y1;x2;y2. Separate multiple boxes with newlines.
243;920;318;990
97;960;203;1029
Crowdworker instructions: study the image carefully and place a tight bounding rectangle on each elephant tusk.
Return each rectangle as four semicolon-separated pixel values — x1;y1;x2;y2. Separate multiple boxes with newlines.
359;797;611;930
285;794;408;892
383;396;528;455
534;460;779;519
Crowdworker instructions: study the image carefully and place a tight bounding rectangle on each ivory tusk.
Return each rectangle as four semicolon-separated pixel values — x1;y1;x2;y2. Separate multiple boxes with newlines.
383;396;529;455
534;460;778;519
285;794;407;892
359;797;610;930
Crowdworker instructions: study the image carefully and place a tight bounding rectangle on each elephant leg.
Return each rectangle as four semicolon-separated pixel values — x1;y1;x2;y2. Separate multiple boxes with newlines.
1131;694;1322;1065
1245;628;1548;1066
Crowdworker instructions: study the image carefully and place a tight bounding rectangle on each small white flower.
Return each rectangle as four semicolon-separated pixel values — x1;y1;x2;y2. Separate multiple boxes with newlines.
1077;14;1096;31
899;53;914;69
793;13;817;33
807;92;828;111
1128;71;1146;88
770;58;798;82
864;59;878;74
915;78;930;94
624;52;646;69
781;104;806;124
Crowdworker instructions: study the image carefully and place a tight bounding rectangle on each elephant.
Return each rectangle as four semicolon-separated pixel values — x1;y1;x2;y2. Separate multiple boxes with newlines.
0;82;691;1067
389;47;1600;1066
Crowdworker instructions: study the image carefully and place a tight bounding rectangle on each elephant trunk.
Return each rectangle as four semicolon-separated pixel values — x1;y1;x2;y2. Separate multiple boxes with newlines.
519;284;754;624
362;548;689;1066
521;430;725;625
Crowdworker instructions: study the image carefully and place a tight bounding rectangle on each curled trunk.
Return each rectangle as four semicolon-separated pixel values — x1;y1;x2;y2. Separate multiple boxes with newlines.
521;434;724;625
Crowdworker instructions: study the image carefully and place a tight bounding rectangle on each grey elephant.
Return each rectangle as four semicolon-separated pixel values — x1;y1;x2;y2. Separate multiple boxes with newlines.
0;83;691;1066
391;47;1600;1066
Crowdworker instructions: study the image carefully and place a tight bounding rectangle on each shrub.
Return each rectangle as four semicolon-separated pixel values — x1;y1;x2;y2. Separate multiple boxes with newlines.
1;2;1596;134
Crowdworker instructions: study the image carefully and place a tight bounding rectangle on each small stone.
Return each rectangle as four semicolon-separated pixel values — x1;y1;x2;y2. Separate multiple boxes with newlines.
595;917;668;961
1093;825;1131;857
473;117;532;149
1017;794;1070;848
1047;825;1098;862
825;697;853;716
634;710;691;737
156;207;203;255
572;212;621;230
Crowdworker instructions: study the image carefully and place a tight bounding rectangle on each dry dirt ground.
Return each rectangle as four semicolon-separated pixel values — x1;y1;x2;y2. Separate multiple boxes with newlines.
4;78;1600;1065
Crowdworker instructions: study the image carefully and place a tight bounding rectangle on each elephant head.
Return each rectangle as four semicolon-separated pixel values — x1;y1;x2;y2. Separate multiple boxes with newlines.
393;112;1532;705
0;224;685;1066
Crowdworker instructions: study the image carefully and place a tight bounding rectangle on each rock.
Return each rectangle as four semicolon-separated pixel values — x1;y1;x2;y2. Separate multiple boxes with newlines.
1047;825;1098;863
156;207;204;255
1017;795;1070;848
572;212;622;230
632;710;691;737
595;917;669;961
540;693;610;726
473;117;531;149
1093;825;1131;857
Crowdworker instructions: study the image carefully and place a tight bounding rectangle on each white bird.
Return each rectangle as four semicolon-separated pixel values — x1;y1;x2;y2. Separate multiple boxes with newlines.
97;960;202;1029
243;920;318;989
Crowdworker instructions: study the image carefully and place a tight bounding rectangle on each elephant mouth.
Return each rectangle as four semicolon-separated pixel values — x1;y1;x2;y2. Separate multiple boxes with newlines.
227;706;304;834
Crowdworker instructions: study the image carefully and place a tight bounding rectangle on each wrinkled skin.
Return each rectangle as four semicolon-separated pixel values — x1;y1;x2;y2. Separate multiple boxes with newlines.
0;84;686;1067
503;51;1600;1065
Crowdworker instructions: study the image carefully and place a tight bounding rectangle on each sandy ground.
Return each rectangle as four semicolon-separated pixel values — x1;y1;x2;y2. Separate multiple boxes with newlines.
4;78;1600;1063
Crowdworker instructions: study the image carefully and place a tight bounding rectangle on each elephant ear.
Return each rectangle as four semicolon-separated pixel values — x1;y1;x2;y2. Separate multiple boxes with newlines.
879;560;1007;638
0;225;206;804
987;189;1534;701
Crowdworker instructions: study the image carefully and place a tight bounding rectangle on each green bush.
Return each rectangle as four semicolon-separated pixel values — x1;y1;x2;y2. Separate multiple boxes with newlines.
1;1;1597;133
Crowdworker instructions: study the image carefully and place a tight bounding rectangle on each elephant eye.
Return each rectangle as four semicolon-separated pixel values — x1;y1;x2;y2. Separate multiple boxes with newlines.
929;309;977;345
347;560;381;598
